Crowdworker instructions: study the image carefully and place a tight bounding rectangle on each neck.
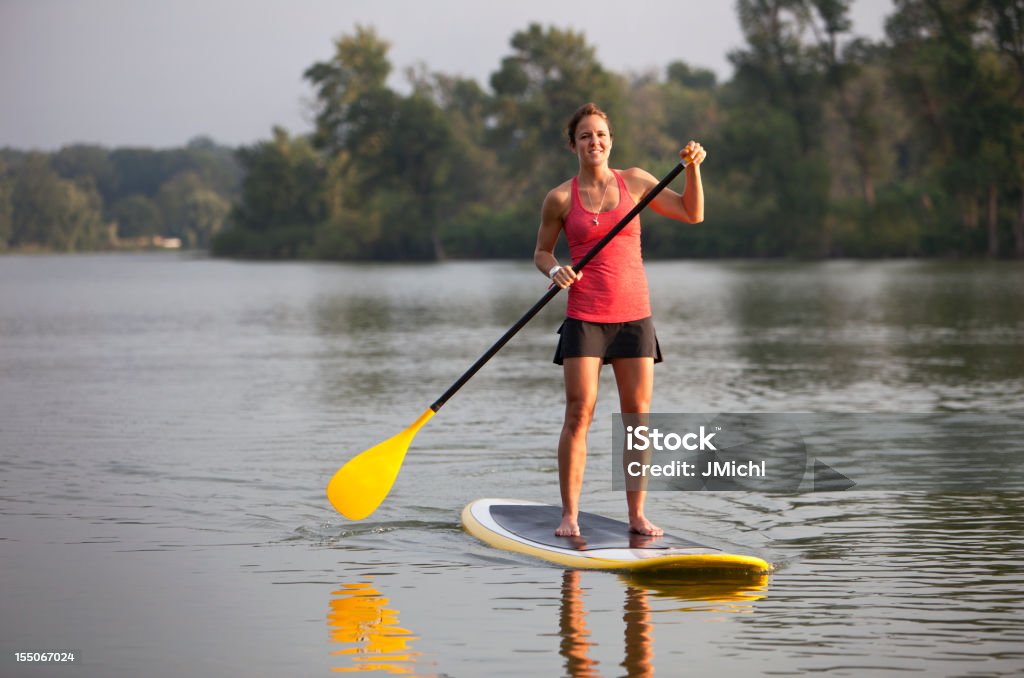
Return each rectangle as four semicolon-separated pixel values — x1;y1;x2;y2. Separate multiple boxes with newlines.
578;164;612;185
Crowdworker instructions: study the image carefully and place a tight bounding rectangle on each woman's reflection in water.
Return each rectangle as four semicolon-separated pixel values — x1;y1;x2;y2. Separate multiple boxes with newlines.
559;569;770;677
621;583;654;677
560;570;602;677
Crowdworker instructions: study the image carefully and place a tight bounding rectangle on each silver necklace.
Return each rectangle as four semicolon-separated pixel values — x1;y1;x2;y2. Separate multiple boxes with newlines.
586;175;611;225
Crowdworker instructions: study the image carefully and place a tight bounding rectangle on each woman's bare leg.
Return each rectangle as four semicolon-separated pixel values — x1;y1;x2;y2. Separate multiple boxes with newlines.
556;357;602;536
611;357;663;536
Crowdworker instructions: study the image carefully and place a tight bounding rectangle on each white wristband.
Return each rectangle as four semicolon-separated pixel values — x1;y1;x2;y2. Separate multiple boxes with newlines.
548;265;561;280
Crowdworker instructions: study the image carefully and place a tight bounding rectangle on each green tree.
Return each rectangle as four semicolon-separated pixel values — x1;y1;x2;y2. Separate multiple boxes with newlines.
379;92;459;258
716;0;834;255
0;159;12;249
617;64;721;257
489;23;628;197
213;127;326;258
51;144;117;204
421;73;515;257
108;148;169;200
202;12;1022;260
156;172;204;238
145;174;231;248
622;72;677;167
182;188;231;248
9;154;110;251
302;28;497;260
301;26;407;258
311;152;382;260
110;194;162;239
794;1;889;208
666;60;718;90
180;137;244;198
732;0;830;153
980;0;1024;256
304;25;393;158
886;0;1022;256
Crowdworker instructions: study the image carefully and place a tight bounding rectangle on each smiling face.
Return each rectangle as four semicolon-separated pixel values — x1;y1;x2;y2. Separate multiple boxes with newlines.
571;114;613;168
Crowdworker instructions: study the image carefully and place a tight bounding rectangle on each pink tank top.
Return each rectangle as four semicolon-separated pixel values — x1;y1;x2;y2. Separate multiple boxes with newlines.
565;170;651;322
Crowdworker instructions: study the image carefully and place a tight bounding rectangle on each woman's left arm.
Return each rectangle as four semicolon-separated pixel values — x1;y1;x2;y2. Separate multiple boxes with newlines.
627;141;705;224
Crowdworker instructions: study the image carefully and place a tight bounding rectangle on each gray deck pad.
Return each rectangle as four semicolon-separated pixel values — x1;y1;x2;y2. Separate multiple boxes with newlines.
490;504;711;552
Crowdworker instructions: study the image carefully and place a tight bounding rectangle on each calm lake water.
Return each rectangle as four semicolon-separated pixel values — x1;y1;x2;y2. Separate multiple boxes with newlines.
2;253;1023;677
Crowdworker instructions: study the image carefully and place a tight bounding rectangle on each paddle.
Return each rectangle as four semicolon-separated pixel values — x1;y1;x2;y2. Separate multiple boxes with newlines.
328;158;691;519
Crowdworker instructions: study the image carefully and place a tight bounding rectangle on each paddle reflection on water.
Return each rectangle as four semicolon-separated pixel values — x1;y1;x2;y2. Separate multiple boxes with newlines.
327;581;428;675
558;569;770;677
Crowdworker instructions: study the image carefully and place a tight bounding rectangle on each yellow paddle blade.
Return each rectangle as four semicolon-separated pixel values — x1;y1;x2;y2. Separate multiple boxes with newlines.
327;408;436;520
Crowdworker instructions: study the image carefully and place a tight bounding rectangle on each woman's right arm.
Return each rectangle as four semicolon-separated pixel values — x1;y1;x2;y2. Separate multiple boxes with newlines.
534;187;580;289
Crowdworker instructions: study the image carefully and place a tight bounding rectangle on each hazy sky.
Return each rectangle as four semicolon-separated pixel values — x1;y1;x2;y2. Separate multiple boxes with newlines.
0;0;894;150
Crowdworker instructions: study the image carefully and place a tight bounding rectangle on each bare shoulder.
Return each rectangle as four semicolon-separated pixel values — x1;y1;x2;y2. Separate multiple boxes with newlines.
619;166;658;188
618;167;659;201
542;179;573;221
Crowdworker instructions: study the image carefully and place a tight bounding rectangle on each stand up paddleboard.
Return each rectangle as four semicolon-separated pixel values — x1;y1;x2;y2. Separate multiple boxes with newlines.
462;498;770;573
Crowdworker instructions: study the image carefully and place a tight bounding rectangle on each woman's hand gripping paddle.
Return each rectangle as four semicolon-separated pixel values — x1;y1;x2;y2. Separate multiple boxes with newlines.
327;158;690;520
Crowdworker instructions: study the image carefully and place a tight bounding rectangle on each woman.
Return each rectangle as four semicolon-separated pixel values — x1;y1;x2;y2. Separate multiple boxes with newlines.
534;102;705;537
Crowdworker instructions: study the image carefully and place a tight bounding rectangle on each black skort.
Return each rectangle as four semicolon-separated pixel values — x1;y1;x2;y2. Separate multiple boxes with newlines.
553;316;663;366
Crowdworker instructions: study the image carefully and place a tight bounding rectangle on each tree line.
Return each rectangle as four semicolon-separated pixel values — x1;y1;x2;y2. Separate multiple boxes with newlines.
3;1;1022;259
0;138;240;252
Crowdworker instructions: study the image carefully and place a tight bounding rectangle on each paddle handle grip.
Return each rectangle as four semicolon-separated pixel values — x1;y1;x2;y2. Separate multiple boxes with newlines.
430;158;689;413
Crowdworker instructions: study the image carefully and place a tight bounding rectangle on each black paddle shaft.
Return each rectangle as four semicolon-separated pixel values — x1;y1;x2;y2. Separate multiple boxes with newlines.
430;159;689;413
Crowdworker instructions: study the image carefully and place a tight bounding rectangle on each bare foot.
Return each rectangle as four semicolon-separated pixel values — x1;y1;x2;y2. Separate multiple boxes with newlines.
555;515;580;536
629;516;664;536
